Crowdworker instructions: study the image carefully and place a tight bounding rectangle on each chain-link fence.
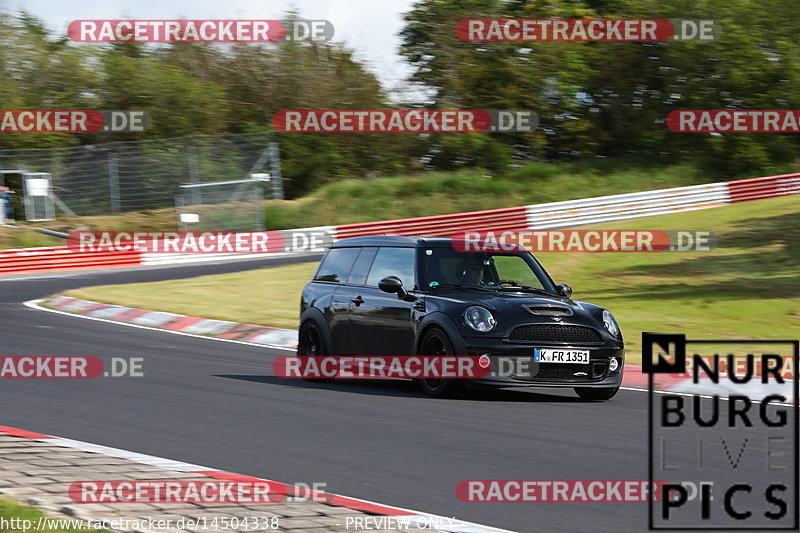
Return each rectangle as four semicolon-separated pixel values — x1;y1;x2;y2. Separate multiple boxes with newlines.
0;132;282;218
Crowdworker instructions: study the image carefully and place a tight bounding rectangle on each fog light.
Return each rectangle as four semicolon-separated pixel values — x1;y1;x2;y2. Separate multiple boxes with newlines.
478;354;491;369
609;357;619;372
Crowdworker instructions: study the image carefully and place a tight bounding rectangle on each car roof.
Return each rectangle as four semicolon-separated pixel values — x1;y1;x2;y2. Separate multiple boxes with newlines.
331;236;455;248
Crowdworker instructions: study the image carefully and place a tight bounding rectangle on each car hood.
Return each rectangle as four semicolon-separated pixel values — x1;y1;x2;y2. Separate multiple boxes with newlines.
426;288;611;334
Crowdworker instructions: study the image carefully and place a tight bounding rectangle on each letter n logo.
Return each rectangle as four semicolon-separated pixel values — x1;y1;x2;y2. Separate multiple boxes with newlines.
642;332;686;374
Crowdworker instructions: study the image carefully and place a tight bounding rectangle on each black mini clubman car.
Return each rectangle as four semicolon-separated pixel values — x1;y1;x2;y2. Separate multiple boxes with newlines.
297;236;624;400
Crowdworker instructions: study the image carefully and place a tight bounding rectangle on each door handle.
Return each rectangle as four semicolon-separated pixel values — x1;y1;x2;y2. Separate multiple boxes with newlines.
351;295;364;306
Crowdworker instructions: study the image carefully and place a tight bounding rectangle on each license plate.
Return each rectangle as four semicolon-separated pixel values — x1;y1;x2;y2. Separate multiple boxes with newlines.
534;348;589;364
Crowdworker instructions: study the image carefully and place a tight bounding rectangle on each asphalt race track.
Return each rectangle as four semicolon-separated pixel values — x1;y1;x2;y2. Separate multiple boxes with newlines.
0;258;791;532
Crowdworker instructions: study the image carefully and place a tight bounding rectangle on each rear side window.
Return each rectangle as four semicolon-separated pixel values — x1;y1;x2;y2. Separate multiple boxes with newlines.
347;247;378;285
314;247;359;283
366;247;416;289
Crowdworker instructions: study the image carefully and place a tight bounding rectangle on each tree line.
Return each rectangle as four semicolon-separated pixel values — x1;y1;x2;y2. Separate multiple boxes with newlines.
1;1;799;198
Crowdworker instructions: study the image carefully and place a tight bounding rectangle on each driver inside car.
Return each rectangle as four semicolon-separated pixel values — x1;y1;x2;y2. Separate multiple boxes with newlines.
457;256;486;286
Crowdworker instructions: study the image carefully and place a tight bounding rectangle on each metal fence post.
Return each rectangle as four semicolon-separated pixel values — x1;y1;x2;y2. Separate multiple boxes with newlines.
253;178;265;231
175;192;185;231
108;152;121;213
187;145;200;205
269;141;284;200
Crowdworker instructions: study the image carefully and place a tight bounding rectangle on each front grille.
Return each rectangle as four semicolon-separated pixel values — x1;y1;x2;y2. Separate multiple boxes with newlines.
508;324;603;344
532;363;591;380
512;361;607;382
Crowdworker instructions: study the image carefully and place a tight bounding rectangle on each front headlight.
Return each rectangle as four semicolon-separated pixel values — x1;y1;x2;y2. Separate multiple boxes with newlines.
463;306;496;332
602;310;620;337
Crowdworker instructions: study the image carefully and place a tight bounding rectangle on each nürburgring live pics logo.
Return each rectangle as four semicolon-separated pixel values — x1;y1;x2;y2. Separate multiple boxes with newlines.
644;332;799;530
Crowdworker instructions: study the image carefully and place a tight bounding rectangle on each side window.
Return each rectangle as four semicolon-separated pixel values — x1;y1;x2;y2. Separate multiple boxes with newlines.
366;247;417;289
314;247;359;283
347;247;378;285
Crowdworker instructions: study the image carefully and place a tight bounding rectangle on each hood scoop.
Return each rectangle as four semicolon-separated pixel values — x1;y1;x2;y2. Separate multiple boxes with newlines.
523;304;574;317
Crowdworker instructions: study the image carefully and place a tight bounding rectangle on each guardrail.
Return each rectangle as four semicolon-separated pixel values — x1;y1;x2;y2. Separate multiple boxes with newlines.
0;246;141;276
523;182;730;229
334;206;529;239
726;172;800;202
138;226;336;266
1;172;798;275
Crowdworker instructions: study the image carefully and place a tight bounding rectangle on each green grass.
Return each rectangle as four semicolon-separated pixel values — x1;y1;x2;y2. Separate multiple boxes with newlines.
64;262;316;329
63;195;800;363
262;160;721;229
0;498;107;533
0;228;63;249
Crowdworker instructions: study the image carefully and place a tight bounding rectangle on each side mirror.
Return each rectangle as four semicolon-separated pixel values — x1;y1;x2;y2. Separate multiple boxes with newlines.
379;276;408;299
556;283;572;298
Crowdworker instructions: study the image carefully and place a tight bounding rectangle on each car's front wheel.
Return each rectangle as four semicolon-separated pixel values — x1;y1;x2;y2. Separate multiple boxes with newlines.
417;328;467;398
574;386;619;401
297;321;333;383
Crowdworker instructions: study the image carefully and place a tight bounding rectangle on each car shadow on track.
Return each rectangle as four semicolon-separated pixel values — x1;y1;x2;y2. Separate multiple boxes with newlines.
214;374;585;402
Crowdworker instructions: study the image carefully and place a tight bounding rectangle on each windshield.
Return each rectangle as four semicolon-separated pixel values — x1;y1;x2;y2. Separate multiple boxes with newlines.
421;247;557;294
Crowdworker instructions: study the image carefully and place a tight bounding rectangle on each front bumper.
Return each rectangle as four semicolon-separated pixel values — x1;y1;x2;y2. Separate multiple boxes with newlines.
462;337;625;388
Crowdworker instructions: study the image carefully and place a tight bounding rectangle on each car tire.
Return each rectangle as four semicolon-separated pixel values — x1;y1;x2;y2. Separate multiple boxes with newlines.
574;386;619;401
297;321;334;383
417;328;467;398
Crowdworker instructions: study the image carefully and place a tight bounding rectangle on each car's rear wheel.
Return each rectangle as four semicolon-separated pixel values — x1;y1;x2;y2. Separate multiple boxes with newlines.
417;328;467;398
574;386;619;401
297;321;333;383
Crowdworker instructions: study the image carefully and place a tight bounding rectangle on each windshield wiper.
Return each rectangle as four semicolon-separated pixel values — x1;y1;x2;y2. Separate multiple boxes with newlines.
436;284;495;292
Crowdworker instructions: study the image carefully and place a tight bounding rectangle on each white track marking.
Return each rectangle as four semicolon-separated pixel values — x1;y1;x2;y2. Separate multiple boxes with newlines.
23;298;296;352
